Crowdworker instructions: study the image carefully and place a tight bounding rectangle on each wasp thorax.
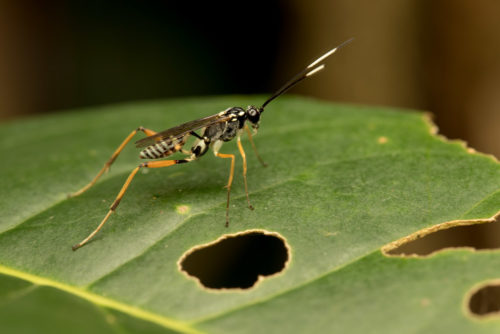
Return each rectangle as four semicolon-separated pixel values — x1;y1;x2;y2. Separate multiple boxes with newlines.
246;105;261;128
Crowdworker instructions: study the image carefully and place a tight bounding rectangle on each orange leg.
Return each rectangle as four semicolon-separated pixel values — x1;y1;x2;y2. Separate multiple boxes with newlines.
69;126;157;198
72;159;189;251
216;152;235;227
245;125;267;167
237;137;254;210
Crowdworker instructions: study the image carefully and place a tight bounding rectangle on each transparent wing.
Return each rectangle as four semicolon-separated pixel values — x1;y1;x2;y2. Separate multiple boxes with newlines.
135;112;232;148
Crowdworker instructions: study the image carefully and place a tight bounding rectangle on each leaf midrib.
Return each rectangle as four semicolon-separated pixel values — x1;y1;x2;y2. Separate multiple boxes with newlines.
0;264;203;334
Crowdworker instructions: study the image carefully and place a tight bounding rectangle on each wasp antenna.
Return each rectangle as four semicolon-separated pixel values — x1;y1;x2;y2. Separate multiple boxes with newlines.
260;38;353;110
305;64;325;77
307;38;354;69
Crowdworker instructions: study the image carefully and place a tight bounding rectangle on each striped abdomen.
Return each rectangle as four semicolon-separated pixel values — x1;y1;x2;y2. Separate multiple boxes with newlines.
139;136;187;159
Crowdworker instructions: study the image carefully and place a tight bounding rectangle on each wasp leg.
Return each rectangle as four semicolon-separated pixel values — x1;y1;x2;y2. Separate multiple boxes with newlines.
215;153;235;227
72;158;190;251
244;125;267;167
69;126;157;198
237;137;254;211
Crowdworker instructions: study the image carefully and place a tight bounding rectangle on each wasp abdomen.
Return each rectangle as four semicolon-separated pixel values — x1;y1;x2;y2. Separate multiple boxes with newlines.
140;136;187;159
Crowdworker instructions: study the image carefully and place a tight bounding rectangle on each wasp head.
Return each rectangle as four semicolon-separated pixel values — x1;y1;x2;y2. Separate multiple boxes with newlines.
246;105;262;130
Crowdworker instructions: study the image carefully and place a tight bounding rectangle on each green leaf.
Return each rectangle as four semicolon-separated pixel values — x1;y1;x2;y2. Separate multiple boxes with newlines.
1;96;499;333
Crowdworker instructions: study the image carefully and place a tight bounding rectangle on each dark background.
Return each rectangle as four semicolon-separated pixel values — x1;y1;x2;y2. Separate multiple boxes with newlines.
1;0;500;159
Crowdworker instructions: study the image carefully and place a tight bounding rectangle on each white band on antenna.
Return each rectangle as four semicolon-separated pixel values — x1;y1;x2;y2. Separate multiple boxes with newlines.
306;65;325;77
307;47;338;69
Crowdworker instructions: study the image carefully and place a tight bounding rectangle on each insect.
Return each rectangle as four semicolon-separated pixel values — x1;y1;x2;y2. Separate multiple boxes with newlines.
70;38;353;250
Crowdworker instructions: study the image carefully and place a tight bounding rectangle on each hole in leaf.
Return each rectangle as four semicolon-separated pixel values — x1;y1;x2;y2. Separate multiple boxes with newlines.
178;230;290;290
468;283;500;317
385;220;500;256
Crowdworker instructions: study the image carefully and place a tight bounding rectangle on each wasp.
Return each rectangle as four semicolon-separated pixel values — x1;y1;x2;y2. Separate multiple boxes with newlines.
70;39;353;250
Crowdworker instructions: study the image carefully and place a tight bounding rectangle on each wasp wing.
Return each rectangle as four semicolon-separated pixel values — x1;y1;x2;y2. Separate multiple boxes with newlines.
135;112;232;148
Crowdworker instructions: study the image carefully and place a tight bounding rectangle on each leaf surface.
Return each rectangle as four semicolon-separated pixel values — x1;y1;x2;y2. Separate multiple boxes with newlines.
1;96;499;333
